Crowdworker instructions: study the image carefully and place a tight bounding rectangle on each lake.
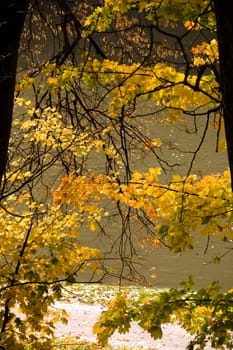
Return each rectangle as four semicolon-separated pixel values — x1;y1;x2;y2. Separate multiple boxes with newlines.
14;6;233;291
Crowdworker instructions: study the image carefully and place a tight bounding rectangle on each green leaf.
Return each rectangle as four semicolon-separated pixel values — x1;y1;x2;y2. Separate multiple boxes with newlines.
150;326;163;339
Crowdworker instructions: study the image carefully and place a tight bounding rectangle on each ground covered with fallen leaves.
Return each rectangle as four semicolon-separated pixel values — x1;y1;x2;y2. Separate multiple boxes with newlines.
52;285;216;349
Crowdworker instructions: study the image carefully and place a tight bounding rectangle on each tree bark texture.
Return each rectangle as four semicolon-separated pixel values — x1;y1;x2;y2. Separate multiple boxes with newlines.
213;0;233;191
0;0;29;193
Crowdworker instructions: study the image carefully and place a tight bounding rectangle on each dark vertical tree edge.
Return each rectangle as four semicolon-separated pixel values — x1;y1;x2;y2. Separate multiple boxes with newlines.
213;0;233;190
0;0;29;193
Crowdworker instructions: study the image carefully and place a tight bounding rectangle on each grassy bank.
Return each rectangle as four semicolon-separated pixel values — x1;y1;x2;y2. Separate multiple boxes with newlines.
53;339;154;349
60;283;161;306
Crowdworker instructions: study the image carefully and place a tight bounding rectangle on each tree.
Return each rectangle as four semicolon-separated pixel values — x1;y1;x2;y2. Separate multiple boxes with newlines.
0;1;29;190
213;0;233;189
0;0;233;349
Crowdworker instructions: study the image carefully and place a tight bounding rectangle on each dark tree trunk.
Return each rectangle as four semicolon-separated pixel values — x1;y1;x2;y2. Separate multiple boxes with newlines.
0;0;29;194
213;0;233;191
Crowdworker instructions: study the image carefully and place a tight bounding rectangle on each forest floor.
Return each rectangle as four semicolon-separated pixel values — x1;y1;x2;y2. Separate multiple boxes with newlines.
52;284;215;349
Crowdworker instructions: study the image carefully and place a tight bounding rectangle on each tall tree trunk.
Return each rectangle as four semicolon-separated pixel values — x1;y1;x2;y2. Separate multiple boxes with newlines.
213;0;233;191
0;1;29;194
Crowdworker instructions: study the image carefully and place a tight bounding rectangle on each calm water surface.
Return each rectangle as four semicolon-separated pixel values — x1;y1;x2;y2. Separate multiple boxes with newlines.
79;111;232;291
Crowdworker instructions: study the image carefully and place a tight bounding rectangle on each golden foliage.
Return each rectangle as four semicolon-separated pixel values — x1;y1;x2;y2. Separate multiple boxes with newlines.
1;0;230;348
